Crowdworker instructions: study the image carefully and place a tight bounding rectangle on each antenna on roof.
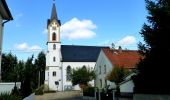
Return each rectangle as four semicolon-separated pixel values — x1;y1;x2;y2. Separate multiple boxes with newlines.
111;43;115;50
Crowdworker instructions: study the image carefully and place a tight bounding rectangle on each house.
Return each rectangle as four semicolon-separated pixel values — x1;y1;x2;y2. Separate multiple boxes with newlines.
44;1;109;91
95;48;141;90
0;0;13;81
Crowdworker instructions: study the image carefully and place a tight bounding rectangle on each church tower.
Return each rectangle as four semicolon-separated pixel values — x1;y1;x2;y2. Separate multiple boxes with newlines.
45;0;62;91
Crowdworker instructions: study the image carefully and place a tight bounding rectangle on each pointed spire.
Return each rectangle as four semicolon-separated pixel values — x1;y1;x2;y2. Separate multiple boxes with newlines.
51;0;58;20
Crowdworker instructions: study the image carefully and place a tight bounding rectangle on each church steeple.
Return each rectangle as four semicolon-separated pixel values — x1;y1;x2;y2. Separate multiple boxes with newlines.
47;0;61;27
51;0;58;20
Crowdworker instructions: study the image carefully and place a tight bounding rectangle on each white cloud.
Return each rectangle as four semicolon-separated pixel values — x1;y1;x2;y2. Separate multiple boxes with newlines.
116;36;136;46
15;42;42;51
61;18;97;40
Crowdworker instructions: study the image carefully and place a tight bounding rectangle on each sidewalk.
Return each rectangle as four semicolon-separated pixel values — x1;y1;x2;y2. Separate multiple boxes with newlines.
35;91;83;100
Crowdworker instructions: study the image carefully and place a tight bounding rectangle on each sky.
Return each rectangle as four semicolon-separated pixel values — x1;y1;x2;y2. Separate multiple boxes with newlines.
3;0;147;60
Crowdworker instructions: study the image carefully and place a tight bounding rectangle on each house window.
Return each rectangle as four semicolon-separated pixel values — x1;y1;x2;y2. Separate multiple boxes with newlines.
100;79;102;88
99;66;101;74
53;57;56;62
105;79;107;87
53;44;56;50
53;71;56;76
66;66;71;81
52;32;56;41
104;65;106;74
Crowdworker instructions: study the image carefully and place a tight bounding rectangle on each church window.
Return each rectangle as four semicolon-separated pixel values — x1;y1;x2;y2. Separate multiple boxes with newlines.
53;44;56;50
53;57;56;62
82;65;86;70
52;32;56;41
53;71;56;76
66;66;71;81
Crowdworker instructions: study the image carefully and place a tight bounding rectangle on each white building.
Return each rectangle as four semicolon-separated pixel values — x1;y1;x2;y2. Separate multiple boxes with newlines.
95;48;141;90
0;0;13;81
44;1;108;91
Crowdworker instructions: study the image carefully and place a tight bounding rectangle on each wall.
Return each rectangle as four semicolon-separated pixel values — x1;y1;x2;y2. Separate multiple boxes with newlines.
0;82;21;94
119;79;134;93
0;15;3;81
95;50;115;90
48;67;62;91
134;94;170;100
62;62;96;91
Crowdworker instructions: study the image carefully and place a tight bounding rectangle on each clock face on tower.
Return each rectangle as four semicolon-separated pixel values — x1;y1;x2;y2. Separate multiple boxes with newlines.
52;26;56;30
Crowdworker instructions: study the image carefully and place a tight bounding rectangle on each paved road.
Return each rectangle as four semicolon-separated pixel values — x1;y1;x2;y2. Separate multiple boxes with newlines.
35;91;83;100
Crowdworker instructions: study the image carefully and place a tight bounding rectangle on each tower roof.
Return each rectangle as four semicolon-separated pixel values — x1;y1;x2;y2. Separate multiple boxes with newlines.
47;0;61;27
51;1;58;20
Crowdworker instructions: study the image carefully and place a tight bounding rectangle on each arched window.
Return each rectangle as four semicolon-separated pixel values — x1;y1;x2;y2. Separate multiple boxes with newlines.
66;66;71;81
53;57;56;62
52;32;56;41
82;65;86;70
53;44;56;50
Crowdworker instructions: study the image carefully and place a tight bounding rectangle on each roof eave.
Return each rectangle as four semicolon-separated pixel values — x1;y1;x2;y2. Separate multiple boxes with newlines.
0;0;13;20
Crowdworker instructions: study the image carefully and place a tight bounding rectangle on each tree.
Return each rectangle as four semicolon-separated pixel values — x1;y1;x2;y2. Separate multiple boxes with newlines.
133;0;170;94
1;53;18;82
107;66;129;95
34;51;46;87
107;66;128;84
71;67;95;89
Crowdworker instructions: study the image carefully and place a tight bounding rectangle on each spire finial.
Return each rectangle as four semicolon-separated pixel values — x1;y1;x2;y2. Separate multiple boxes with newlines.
53;0;55;4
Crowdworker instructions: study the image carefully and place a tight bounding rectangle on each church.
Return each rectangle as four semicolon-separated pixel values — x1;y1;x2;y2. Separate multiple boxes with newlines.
44;1;108;91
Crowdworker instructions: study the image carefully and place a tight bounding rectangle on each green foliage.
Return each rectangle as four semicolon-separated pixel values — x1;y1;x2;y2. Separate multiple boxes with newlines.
1;51;46;98
107;66;129;84
133;0;170;94
34;51;46;86
83;86;95;97
35;85;44;95
71;67;95;86
0;92;22;100
1;53;17;82
11;85;20;96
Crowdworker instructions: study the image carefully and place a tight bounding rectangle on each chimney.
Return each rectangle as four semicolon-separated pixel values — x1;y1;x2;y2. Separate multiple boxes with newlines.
118;46;122;52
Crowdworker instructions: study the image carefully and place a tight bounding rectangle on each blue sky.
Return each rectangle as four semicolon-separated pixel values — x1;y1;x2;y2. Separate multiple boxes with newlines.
3;0;147;60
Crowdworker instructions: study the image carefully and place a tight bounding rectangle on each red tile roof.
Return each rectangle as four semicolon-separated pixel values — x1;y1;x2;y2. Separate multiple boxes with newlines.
103;48;142;69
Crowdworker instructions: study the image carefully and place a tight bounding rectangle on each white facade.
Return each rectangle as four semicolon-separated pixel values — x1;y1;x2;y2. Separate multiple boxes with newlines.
45;18;62;91
95;50;116;90
0;15;3;81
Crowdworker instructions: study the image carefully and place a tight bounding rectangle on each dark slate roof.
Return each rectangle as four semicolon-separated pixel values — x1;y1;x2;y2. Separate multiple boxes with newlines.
51;3;58;21
0;0;13;20
61;45;109;62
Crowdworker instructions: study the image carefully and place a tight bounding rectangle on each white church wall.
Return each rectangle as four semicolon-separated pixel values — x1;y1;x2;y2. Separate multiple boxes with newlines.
95;50;115;90
48;67;62;91
46;43;61;67
62;62;96;91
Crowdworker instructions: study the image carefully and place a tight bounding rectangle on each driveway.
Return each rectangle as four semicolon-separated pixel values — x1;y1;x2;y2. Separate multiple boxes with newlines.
35;91;83;100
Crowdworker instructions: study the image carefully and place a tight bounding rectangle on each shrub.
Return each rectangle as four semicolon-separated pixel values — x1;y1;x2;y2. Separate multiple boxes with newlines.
83;87;95;97
35;85;44;95
0;92;22;100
